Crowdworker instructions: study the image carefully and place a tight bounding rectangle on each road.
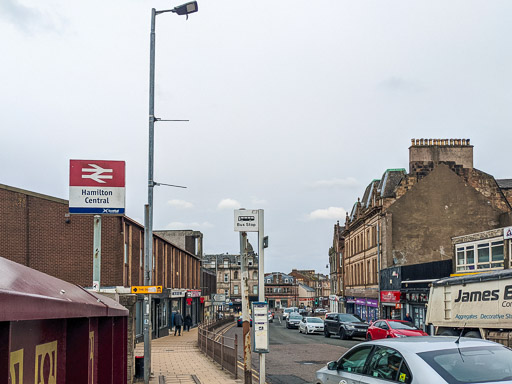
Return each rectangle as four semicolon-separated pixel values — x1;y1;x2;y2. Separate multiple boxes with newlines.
224;315;364;384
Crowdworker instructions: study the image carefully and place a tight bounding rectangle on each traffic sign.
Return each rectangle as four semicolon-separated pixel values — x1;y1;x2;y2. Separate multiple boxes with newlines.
69;159;125;215
131;286;163;294
234;209;259;232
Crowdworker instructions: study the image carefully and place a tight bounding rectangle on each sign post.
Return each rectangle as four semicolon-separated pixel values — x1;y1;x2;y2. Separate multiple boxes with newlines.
69;159;126;293
235;209;266;384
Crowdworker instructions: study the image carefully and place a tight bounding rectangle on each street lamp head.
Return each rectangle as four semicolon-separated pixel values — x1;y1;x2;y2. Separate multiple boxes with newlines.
172;1;198;16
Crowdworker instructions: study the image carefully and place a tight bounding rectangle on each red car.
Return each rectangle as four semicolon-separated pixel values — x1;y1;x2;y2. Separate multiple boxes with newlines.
366;319;428;340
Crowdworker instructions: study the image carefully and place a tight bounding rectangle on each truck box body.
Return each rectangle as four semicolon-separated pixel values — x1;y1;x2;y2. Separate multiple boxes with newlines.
427;269;512;339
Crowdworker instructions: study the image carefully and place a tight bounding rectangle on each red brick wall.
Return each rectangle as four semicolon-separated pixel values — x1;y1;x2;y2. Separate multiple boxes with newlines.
0;186;201;290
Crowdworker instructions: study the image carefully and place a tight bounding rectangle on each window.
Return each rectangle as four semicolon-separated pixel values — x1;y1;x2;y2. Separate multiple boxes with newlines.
418;345;512;384
224;273;229;283
248;259;253;266
253;285;258;295
234;271;239;279
234;285;239;295
366;346;411;382
456;238;504;272
253;271;258;280
284;279;289;283
211;261;216;268
223;259;229;268
337;345;373;374
224;289;229;296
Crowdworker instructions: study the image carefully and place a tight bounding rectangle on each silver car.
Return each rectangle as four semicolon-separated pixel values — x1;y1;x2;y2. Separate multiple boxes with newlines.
299;317;324;334
315;336;512;384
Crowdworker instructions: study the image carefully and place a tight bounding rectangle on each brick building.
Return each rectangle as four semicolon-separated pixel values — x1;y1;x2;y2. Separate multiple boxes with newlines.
264;272;298;309
0;183;203;380
333;139;512;326
289;269;330;308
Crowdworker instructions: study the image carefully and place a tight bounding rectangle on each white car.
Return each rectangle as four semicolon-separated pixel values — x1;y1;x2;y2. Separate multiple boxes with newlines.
282;307;298;321
299;317;324;335
316;336;512;384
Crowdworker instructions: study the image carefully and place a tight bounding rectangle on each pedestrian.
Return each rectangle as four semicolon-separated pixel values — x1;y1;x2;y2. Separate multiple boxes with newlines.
174;311;184;336
184;314;192;332
404;313;413;322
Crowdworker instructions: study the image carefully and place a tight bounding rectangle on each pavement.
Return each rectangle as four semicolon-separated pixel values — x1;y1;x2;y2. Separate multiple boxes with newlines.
135;326;242;384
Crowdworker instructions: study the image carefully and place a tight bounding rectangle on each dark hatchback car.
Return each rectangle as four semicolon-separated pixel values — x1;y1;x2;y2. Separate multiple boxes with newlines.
324;313;369;340
237;315;252;327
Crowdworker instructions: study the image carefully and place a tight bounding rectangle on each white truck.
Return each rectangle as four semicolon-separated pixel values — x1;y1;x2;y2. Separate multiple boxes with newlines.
426;269;512;345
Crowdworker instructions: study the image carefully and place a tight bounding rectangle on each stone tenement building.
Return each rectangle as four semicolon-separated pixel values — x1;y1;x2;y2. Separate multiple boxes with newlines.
203;253;260;312
331;139;512;326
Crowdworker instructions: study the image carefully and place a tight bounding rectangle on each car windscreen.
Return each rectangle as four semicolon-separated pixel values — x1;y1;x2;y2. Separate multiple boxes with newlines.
284;308;293;313
339;314;363;322
388;321;418;330
307;318;323;323
418;345;512;383
289;314;302;320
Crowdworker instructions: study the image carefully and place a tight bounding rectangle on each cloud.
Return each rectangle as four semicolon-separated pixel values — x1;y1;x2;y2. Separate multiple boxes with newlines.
167;199;194;209
377;76;425;93
0;0;63;34
217;198;241;210
311;177;359;189
165;221;214;230
307;207;347;221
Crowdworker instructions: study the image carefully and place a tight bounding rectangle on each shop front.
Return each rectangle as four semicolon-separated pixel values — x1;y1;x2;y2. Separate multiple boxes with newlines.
170;289;186;330
345;296;355;314
187;289;202;325
380;290;402;320
353;298;379;322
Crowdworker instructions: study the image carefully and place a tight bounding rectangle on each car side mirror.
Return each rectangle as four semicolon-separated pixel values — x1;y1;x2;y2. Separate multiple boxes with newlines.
327;361;338;371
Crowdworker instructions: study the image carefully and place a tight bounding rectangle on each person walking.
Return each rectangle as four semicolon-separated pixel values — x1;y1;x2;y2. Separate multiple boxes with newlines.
184;314;192;332
174;311;184;336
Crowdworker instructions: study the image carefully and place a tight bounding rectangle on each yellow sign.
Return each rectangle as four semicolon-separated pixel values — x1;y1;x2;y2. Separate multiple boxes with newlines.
131;285;163;294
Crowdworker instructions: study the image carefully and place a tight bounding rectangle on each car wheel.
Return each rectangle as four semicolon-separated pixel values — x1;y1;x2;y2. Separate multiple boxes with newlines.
339;328;348;340
464;331;481;338
324;329;330;338
366;333;372;341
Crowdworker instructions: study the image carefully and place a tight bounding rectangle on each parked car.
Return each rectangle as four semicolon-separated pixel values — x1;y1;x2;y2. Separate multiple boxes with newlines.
316;336;512;384
286;313;303;329
299;317;324;335
268;311;273;323
324;313;369;340
237;315;252;327
283;307;299;321
314;308;328;314
367;319;428;340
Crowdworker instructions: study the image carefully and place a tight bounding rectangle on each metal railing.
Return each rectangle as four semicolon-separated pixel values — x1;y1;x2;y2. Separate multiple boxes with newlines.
198;317;238;379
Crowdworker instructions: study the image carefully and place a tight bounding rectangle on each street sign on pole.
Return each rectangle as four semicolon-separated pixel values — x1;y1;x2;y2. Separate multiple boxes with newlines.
69;159;126;215
234;209;259;232
131;286;163;294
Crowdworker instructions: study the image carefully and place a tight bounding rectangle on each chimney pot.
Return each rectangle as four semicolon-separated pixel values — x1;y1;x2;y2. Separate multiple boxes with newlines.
428;139;432;145
411;138;415;146
467;138;470;145
450;139;453;146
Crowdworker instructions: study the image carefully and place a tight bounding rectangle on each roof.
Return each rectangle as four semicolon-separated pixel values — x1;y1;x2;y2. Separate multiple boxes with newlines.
432;268;512;287
366;336;501;354
378;169;406;198
299;283;315;292
0;257;128;321
497;179;512;189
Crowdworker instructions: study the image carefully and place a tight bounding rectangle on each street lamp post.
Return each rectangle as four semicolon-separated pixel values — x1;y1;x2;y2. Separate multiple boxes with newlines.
144;3;198;383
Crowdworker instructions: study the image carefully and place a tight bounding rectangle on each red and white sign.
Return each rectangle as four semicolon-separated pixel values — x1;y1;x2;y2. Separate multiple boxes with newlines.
69;159;125;215
380;290;401;303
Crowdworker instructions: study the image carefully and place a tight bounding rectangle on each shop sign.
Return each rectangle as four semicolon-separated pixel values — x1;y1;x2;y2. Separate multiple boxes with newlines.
187;290;201;298
345;297;355;303
381;290;401;303
504;226;512;240
366;299;379;308
171;289;186;298
355;298;366;305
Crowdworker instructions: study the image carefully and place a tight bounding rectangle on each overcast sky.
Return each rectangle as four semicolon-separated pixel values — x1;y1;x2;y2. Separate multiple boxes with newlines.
2;0;512;274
